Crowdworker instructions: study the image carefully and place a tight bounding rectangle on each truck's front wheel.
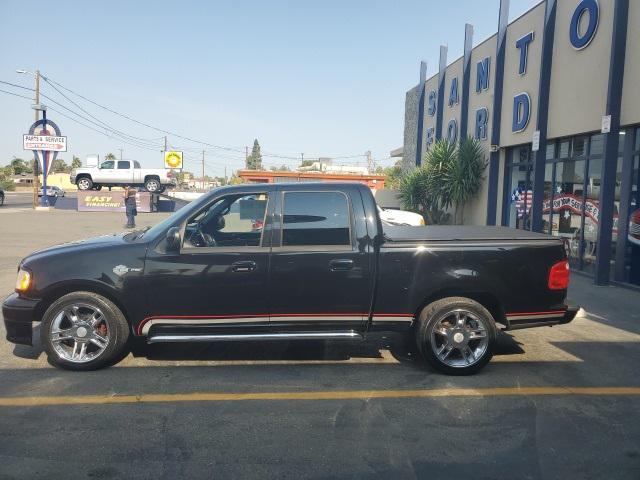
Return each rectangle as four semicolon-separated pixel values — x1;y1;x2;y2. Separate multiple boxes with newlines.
41;291;130;371
77;177;93;190
416;297;496;375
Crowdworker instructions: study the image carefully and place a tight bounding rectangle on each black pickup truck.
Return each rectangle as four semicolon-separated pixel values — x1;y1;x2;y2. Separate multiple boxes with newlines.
3;182;577;374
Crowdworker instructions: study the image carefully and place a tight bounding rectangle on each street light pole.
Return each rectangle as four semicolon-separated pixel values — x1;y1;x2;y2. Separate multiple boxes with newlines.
33;70;40;209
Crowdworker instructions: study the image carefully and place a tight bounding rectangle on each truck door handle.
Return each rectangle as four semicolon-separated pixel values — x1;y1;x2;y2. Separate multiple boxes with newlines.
231;261;257;272
329;259;354;271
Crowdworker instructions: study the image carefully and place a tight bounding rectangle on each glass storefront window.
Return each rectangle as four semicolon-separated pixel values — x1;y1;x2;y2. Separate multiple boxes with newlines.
558;140;570;159
582;156;602;274
542;163;553;234
504;145;533;230
573;137;587;158
590;134;604;156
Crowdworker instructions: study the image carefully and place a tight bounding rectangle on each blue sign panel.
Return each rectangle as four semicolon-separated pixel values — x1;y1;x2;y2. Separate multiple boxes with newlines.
447;119;458;143
476;57;490;92
512;92;531;132
515;31;535;74
449;77;459;106
427;90;437;116
475;108;488;140
570;0;599;50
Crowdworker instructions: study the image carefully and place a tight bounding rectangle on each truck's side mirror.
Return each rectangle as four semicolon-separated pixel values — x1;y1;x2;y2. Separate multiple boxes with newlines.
166;227;181;252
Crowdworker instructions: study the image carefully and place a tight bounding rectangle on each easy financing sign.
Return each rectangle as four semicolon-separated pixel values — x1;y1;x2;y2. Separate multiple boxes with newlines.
23;134;67;152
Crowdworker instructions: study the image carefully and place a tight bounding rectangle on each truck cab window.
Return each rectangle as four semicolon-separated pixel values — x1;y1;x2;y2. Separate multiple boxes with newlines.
282;192;350;246
100;161;114;169
184;193;268;248
117;161;130;169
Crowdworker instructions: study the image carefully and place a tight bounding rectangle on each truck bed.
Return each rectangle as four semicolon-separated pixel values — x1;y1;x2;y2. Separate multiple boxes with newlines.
383;225;557;243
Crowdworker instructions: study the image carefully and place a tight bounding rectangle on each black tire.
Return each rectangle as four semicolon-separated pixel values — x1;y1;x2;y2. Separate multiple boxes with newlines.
77;177;93;190
41;291;130;371
416;297;496;375
144;177;161;193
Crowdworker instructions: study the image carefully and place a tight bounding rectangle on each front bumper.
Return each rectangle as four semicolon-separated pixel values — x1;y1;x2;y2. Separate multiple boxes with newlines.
2;293;39;346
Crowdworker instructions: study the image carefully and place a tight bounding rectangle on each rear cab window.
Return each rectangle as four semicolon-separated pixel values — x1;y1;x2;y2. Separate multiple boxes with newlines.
281;191;352;248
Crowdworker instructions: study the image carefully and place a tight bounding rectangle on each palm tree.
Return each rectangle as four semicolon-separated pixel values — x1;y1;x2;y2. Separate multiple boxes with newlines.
444;137;488;224
104;153;116;161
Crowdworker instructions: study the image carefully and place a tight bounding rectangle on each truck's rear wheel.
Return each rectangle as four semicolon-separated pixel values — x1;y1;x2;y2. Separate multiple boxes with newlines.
41;291;130;371
416;297;496;375
144;178;160;193
77;177;93;190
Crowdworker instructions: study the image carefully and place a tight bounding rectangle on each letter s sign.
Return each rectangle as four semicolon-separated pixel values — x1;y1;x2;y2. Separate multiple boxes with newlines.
570;0;599;50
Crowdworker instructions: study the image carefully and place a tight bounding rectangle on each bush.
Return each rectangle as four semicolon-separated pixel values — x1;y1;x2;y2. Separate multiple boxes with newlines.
398;137;487;225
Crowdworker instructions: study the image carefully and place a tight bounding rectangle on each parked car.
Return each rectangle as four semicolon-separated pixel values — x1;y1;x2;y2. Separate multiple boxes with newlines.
70;159;176;193
377;205;425;226
38;186;65;197
3;183;577;374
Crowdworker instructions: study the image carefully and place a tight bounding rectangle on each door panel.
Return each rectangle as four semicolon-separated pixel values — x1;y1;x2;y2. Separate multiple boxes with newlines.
140;192;272;336
267;190;371;332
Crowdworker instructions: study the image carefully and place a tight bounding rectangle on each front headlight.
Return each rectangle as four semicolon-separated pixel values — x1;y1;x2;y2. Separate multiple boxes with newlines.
15;268;32;292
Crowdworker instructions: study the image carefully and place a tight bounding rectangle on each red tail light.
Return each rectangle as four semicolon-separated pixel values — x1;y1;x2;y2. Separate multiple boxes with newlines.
548;260;570;290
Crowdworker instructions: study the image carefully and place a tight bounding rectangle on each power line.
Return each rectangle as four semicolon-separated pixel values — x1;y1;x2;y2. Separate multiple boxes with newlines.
0;88;33;100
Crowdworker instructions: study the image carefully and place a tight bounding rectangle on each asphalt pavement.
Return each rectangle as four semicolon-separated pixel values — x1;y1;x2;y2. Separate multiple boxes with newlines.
0;208;639;479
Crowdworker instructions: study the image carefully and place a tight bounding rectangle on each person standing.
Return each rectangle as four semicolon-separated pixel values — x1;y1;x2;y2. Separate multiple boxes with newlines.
123;185;137;228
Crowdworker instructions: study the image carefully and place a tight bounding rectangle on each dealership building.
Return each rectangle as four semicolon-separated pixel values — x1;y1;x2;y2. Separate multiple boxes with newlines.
403;0;640;287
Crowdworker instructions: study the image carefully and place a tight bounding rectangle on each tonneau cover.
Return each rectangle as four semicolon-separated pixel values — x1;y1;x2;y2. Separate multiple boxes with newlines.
383;225;556;242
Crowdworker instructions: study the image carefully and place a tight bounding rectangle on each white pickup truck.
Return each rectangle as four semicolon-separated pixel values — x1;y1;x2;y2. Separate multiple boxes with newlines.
70;159;176;193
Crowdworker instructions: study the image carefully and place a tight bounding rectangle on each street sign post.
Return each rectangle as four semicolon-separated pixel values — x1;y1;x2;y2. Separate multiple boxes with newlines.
24;115;64;207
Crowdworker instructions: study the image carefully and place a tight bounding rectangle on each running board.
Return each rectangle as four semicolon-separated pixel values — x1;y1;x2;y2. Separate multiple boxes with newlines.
147;331;363;344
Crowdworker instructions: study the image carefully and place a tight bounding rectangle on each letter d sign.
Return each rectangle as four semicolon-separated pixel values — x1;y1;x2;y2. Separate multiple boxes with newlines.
512;93;531;133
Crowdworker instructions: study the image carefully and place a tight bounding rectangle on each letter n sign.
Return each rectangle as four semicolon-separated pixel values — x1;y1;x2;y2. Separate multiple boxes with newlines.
476;57;490;92
570;0;599;50
512;93;531;132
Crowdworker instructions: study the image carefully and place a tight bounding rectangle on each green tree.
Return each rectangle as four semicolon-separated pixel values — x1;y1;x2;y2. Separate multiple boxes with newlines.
398;138;487;225
50;158;69;173
375;161;403;190
246;139;262;170
398;142;454;225
71;155;82;169
444;136;488;224
105;153;116;161
270;164;290;172
10;158;30;175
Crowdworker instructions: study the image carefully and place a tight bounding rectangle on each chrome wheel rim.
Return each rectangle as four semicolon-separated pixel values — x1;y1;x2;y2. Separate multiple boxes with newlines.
429;308;489;368
78;179;90;190
146;180;159;192
49;303;110;363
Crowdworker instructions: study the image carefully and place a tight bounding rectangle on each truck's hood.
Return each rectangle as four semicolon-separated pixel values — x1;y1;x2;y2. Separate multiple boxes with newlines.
23;232;132;263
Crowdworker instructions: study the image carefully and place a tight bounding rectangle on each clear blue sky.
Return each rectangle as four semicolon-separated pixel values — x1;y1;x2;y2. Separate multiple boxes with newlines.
0;0;537;177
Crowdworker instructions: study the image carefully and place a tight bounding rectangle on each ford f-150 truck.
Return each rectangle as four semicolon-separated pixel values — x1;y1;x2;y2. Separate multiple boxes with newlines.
70;159;176;193
3;183;577;374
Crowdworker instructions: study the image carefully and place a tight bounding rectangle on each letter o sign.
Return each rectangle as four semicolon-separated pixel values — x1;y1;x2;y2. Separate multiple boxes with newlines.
570;0;599;50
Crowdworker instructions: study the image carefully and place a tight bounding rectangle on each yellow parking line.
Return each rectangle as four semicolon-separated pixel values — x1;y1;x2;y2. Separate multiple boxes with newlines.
1;386;639;407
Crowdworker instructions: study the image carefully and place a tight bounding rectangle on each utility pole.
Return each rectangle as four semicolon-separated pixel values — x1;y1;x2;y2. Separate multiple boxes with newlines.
32;70;40;209
245;146;249;169
366;150;372;174
224;166;227;185
300;153;304;166
118;148;123;160
202;150;205;191
164;136;167;152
